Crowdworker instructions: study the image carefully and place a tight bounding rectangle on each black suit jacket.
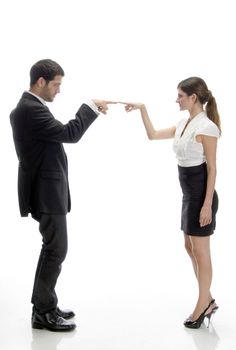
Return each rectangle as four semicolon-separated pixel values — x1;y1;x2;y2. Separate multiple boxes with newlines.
10;92;98;218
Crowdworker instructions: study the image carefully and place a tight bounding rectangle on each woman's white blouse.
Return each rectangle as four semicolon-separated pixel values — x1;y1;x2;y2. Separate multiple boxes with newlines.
173;111;220;167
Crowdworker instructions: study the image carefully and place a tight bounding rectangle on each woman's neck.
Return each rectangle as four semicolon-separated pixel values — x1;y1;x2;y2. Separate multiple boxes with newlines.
189;106;204;120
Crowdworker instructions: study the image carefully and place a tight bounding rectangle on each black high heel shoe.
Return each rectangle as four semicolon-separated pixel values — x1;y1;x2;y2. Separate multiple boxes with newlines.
184;299;215;329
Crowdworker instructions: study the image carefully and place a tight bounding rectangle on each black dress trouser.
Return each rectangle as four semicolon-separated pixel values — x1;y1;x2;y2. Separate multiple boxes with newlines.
31;214;68;314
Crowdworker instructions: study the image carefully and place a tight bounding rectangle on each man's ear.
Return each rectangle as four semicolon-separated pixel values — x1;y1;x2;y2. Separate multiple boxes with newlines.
37;77;46;88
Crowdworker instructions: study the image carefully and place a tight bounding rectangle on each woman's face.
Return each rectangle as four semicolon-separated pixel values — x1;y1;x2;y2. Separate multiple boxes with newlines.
176;88;195;111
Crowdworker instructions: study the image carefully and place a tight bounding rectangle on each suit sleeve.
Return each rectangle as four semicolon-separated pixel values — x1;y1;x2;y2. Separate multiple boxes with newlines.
31;103;98;143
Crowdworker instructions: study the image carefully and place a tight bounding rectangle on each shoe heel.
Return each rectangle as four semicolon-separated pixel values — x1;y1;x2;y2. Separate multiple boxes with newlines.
206;314;211;328
32;322;44;329
206;305;219;327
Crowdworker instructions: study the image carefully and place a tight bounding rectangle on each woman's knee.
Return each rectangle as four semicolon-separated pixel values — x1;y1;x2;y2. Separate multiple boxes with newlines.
191;245;210;262
184;236;193;256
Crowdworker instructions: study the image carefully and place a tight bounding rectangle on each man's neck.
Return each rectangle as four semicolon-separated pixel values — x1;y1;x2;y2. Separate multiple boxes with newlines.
27;90;46;105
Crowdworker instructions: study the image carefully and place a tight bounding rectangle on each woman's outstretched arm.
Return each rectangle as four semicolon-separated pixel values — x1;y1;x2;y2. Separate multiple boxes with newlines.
121;102;176;140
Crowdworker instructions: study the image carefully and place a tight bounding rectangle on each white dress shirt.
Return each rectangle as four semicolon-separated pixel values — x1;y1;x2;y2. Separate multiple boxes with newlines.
173;111;220;167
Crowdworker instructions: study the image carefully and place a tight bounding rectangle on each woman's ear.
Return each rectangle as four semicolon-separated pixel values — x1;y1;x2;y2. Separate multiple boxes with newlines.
191;93;198;104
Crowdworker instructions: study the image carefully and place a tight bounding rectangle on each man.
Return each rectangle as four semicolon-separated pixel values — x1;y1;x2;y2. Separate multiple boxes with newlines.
10;59;115;331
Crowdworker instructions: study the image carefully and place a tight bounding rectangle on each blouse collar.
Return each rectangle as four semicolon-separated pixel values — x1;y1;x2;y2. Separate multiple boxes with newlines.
179;111;206;139
188;111;206;123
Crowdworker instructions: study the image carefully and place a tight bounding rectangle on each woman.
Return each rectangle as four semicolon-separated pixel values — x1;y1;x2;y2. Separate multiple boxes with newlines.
121;77;221;329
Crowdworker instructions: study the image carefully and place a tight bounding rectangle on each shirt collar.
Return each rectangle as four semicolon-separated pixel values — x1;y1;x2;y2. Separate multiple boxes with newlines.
26;91;47;105
189;111;206;122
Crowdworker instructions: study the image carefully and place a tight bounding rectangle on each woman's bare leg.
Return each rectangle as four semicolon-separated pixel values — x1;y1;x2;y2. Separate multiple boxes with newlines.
184;234;215;319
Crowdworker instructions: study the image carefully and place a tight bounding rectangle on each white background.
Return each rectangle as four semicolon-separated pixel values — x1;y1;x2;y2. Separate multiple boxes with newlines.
0;0;235;349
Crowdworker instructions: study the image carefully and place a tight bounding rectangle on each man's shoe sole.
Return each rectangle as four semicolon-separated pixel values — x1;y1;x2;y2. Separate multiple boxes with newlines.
32;321;76;331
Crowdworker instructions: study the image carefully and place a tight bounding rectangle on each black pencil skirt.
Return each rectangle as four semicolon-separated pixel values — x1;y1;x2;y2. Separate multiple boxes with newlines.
178;162;218;236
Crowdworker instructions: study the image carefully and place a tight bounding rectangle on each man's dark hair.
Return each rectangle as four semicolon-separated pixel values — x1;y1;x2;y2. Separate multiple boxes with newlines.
30;59;65;86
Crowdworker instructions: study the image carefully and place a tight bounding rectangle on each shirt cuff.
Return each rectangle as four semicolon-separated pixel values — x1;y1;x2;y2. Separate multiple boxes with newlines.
85;100;100;115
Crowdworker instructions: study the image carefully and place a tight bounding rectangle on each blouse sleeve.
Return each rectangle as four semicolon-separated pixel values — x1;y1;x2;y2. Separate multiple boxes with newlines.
195;120;220;138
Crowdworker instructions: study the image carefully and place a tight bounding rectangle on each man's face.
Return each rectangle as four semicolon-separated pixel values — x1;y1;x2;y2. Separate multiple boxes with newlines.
41;75;63;102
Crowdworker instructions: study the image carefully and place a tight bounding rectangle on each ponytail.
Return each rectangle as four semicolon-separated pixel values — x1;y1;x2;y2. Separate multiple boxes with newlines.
206;92;221;134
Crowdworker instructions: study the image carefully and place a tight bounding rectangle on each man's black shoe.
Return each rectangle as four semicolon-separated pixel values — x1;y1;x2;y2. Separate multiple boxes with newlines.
32;306;76;320
32;310;76;331
56;307;75;319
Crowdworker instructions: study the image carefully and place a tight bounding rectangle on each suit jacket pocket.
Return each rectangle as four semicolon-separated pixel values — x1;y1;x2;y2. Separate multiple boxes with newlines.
38;170;68;214
40;171;63;180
